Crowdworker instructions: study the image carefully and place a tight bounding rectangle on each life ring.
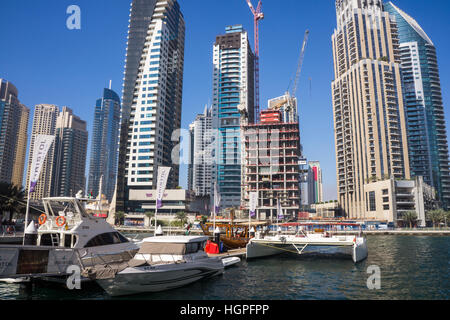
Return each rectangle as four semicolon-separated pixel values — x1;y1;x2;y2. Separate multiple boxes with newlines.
38;214;47;225
56;216;66;227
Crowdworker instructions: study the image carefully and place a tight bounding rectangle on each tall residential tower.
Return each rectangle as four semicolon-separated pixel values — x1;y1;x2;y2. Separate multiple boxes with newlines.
26;104;59;199
0;79;29;187
189;106;213;197
212;25;255;209
385;2;450;209
332;0;410;218
120;0;185;213
51;107;88;197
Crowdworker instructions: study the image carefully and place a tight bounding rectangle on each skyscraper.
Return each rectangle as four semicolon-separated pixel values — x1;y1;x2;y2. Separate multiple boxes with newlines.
332;0;410;218
26;104;59;199
308;161;323;204
189;106;213;197
51;107;88;197
87;88;121;201
120;0;185;213
212;25;255;209
11;104;29;188
385;2;450;209
0;79;29;186
116;0;159;213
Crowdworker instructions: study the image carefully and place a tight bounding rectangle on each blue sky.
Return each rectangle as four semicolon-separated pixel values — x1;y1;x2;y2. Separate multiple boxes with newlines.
1;0;450;200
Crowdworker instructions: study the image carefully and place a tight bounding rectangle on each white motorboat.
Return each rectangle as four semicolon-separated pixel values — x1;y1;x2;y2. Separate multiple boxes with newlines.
0;197;139;281
246;224;368;263
82;236;224;297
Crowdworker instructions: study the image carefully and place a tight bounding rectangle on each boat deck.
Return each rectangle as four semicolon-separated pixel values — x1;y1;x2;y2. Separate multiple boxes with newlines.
207;248;247;259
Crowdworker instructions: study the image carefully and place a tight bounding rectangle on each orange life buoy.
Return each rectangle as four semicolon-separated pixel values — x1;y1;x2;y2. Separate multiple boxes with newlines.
56;216;66;227
38;214;47;225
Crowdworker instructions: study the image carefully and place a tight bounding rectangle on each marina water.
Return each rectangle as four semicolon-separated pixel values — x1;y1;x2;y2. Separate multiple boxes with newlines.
0;235;448;300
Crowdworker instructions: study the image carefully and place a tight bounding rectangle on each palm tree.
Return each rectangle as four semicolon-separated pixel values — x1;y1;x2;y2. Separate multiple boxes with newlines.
402;211;418;229
0;182;26;222
176;211;188;226
115;211;125;226
145;211;155;227
426;209;445;228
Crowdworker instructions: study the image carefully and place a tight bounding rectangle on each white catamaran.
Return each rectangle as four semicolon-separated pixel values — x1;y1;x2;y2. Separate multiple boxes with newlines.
246;223;368;263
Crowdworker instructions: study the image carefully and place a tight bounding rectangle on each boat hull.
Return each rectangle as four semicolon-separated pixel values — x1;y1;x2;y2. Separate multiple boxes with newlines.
96;260;224;297
246;236;368;263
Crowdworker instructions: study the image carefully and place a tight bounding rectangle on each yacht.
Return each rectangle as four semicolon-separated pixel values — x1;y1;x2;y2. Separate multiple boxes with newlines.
246;223;368;263
82;236;225;297
0;197;139;281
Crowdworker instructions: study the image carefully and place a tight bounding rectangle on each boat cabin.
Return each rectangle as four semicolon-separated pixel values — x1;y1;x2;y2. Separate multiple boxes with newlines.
36;197;130;249
131;236;210;265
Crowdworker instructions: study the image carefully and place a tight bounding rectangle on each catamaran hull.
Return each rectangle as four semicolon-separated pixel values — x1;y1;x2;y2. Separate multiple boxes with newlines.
246;238;368;263
96;261;224;297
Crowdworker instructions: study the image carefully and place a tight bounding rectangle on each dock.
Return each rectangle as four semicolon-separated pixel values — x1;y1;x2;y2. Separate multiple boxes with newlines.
207;248;247;259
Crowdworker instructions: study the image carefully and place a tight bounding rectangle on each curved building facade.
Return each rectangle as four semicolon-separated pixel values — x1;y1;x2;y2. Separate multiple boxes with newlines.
385;2;450;209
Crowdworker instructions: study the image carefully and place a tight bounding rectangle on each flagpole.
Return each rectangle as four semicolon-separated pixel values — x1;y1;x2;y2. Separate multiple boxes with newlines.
154;205;158;237
23;181;32;245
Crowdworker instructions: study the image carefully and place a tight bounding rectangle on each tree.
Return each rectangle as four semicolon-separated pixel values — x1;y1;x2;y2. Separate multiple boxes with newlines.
145;211;155;226
176;211;188;226
426;209;445;228
0;182;26;222
402;211;418;229
115;211;125;226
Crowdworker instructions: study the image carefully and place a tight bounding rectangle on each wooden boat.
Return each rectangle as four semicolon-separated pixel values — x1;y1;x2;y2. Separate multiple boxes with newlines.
199;209;269;250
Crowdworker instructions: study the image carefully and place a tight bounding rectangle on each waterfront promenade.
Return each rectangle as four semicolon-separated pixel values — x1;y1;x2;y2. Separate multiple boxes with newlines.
116;226;450;236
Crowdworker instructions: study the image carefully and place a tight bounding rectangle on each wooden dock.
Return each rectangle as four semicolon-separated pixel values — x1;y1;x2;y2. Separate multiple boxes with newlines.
207;248;247;259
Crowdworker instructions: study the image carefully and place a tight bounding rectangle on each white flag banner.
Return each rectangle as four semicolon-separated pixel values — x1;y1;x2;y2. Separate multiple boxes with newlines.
277;199;284;220
29;135;55;193
156;166;171;209
249;192;258;218
214;182;221;214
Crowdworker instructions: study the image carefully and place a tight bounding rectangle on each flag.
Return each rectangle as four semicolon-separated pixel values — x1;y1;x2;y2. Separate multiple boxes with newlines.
249;192;258;218
156;166;171;209
277;199;284;220
214;182;221;214
29;135;55;193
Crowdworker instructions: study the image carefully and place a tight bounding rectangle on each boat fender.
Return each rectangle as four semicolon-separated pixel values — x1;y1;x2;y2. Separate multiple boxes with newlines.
38;214;47;225
56;216;66;227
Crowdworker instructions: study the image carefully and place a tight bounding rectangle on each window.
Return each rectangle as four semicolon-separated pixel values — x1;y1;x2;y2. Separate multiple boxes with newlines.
383;204;390;210
85;232;129;248
369;191;376;212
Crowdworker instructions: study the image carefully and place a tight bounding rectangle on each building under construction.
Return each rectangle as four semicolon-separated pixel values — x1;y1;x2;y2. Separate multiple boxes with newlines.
242;108;302;220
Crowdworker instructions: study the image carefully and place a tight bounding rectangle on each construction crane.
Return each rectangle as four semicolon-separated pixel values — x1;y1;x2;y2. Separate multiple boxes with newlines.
291;30;310;99
270;30;309;118
245;0;264;123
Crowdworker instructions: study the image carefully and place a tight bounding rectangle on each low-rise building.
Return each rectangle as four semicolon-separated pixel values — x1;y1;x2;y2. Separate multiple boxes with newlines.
124;189;191;227
310;201;342;219
364;176;437;227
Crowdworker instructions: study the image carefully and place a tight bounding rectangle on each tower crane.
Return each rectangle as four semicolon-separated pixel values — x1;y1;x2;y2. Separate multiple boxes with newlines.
291;30;310;99
270;30;310;115
245;0;264;123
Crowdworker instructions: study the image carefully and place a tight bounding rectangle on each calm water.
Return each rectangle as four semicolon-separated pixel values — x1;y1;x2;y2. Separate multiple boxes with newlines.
0;235;448;300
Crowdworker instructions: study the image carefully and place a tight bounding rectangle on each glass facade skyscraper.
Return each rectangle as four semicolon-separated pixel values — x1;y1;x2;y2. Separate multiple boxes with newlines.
385;2;450;209
87;88;121;201
212;25;255;209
